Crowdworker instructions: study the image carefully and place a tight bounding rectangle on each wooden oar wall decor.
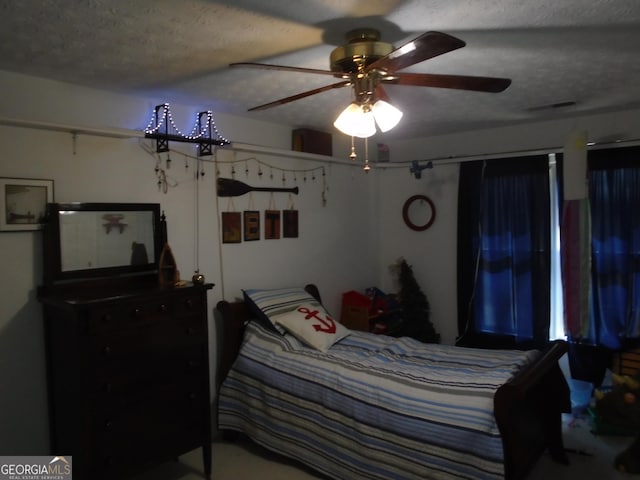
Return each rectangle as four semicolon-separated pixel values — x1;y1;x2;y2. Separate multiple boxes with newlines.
217;177;299;197
217;177;300;243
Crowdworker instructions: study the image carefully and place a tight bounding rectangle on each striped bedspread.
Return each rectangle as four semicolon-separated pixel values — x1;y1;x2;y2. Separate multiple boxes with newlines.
218;322;540;480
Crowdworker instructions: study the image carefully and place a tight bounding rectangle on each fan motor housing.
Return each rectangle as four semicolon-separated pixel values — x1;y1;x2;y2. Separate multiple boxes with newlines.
330;28;393;74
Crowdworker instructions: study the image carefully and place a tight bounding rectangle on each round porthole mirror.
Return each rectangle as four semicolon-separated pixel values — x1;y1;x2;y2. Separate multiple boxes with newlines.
402;195;436;231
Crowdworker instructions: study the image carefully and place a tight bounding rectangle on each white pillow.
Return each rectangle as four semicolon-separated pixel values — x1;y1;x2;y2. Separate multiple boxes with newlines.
272;303;350;351
243;287;321;334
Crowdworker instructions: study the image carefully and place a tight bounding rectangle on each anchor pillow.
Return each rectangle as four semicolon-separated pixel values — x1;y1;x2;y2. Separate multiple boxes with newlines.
272;303;351;351
244;286;324;334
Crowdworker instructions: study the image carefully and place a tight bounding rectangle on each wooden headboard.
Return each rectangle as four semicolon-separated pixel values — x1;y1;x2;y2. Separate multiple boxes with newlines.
215;284;321;392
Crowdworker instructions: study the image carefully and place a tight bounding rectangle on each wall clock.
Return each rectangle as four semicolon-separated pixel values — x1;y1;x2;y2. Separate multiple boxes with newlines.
402;195;436;231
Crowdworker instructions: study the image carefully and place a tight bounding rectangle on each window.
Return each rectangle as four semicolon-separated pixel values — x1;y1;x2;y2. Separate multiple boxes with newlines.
457;156;550;348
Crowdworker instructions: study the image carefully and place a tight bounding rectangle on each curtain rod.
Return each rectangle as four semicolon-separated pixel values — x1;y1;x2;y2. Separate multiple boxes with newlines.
395;137;640;168
0;115;144;139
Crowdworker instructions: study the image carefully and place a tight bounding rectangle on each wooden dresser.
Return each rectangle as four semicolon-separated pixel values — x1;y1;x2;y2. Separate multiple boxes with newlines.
39;281;213;479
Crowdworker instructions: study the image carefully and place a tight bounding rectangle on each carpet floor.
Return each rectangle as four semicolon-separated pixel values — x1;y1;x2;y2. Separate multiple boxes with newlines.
132;413;637;480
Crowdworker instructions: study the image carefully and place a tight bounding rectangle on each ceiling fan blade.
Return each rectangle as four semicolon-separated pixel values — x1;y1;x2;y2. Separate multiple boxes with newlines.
230;62;340;77
375;84;391;103
388;72;511;92
366;31;466;73
247;80;351;111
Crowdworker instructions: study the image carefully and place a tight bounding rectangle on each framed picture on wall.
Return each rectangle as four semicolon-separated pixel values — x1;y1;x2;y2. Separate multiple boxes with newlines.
283;209;298;238
243;210;260;241
264;210;281;239
0;177;54;232
221;211;242;243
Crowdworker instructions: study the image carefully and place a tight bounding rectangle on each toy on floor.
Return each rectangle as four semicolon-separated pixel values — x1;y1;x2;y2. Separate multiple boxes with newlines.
593;372;640;473
593;372;640;431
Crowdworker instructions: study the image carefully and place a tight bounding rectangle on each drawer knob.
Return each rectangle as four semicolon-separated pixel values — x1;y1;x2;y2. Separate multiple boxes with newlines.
132;307;142;317
184;299;193;309
101;313;112;322
103;346;112;355
104;420;113;430
188;392;197;400
159;304;167;312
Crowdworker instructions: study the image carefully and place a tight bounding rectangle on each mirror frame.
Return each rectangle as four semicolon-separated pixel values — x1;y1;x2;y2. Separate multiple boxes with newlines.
43;202;165;287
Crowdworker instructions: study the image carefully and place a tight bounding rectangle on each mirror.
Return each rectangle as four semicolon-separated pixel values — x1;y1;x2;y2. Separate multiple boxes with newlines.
43;202;164;286
402;195;436;231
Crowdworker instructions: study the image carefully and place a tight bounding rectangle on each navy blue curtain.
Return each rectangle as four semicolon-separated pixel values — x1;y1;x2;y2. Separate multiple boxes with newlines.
586;146;640;350
457;156;550;349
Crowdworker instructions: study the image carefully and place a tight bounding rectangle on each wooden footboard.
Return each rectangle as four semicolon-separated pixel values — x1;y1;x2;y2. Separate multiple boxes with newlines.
494;340;571;480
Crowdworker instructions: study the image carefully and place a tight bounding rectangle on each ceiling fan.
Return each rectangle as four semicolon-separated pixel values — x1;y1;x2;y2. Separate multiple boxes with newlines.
230;28;512;133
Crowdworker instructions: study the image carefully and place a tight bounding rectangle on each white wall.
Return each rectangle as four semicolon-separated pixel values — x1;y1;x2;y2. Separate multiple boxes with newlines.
2;68;640;455
371;162;460;344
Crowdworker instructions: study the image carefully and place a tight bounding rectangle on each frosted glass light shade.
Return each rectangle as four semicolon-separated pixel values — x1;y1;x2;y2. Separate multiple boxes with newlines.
372;100;403;132
333;103;376;138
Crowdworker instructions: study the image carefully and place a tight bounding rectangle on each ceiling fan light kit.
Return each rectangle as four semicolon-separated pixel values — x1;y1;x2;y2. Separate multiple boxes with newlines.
334;102;376;138
371;100;403;132
333;99;403;138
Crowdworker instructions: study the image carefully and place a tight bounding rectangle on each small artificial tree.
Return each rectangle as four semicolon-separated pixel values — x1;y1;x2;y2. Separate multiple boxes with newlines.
394;257;440;343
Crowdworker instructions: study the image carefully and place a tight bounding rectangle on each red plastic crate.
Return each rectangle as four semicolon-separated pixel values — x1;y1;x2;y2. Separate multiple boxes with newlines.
340;290;372;332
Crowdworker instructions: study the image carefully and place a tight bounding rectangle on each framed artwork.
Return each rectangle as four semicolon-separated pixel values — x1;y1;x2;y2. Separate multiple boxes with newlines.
0;177;54;232
221;212;242;243
283;209;299;238
243;210;260;241
264;210;281;239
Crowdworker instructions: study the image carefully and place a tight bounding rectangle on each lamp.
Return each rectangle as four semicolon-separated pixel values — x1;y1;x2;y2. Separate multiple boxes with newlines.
333;99;403;138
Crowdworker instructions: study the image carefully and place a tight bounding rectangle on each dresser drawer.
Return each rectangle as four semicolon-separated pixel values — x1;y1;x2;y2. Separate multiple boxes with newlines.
91;347;207;399
173;292;205;317
88;313;205;353
90;382;207;455
87;298;172;334
93;378;207;420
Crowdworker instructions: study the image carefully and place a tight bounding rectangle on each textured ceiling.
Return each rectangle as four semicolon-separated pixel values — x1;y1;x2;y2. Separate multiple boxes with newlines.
0;0;639;141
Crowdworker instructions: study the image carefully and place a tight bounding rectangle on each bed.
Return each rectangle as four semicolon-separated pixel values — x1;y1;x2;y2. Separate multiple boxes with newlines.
216;284;571;480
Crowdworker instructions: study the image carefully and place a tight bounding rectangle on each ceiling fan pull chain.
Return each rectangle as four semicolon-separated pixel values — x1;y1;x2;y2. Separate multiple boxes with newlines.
363;137;371;172
349;136;357;160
